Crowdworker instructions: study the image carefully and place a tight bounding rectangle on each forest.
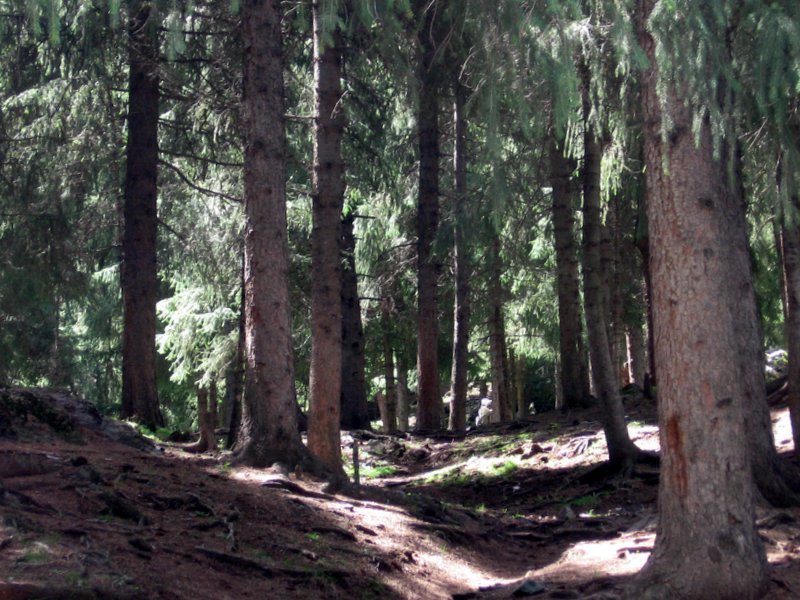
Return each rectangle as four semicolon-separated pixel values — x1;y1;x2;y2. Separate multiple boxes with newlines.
2;0;800;598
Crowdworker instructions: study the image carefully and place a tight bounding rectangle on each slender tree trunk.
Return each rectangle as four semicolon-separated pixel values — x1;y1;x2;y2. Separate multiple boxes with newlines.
550;134;591;409
225;274;245;449
307;2;345;478
340;214;371;430
120;1;162;430
396;351;410;432
783;201;800;459
414;1;442;432
581;79;640;469
234;0;307;469
488;232;513;422
632;2;768;595
448;79;470;433
626;324;647;387
381;304;397;433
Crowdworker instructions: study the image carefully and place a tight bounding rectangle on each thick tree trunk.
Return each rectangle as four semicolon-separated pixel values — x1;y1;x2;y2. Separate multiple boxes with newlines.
381;304;397;433
488;232;513;423
414;1;442;432
340;214;371;430
550;134;591;409
234;0;307;469
307;2;345;478
631;2;768;596
448;79;470;433
120;1;162;430
581;99;640;469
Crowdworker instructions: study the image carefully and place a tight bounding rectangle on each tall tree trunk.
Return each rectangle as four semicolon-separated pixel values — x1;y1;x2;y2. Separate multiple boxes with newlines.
189;382;218;453
234;0;307;469
414;1;442;431
340;213;371;430
782;199;800;460
625;323;647;387
381;303;397;433
488;232;513;422
632;2;768;596
550;134;591;409
448;79;470;433
396;350;410;431
120;1;162;430
581;77;640;469
307;2;345;478
636;230;657;396
225;272;245;449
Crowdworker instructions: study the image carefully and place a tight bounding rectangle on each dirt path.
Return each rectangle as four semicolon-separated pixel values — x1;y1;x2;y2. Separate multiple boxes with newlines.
1;388;799;599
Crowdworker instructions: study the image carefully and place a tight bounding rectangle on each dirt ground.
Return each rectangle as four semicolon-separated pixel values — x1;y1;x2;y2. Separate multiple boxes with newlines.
1;387;799;599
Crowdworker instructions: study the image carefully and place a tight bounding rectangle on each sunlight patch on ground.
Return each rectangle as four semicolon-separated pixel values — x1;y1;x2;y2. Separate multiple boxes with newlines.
528;531;653;584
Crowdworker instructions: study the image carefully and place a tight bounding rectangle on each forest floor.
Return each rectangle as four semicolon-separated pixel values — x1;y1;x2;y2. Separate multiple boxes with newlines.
1;388;800;600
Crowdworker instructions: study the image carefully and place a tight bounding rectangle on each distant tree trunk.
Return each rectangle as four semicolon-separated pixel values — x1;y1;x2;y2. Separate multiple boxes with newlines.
381;303;397;433
632;2;768;595
234;0;307;469
488;232;513;422
187;382;217;453
550;134;591;409
340;214;370;430
414;1;442;432
626;324;646;387
448;79;470;433
120;0;162;431
779;162;800;460
636;231;657;396
396;351;410;431
581;76;639;470
225;274;245;449
511;349;527;418
307;2;345;478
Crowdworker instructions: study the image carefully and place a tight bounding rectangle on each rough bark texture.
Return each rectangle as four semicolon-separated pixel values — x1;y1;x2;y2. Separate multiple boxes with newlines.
631;2;769;596
488;232;513;423
581;105;639;469
550;135;591;409
234;0;307;469
448;80;470;433
414;2;442;432
120;2;162;430
307;3;345;477
340;214;371;430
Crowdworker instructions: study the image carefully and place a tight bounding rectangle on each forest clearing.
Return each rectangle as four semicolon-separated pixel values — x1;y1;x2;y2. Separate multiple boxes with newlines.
0;388;799;600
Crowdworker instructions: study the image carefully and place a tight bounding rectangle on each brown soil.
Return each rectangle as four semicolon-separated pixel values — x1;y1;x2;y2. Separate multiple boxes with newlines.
1;388;799;599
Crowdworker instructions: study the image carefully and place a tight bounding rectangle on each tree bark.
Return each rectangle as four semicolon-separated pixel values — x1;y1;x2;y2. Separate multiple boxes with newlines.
120;1;163;430
448;79;470;433
581;91;640;469
632;2;768;596
340;213;371;430
307;1;345;478
396;350;411;432
488;232;513;423
778;160;800;461
225;274;245;449
414;1;442;432
234;0;307;469
381;304;397;433
550;134;591;409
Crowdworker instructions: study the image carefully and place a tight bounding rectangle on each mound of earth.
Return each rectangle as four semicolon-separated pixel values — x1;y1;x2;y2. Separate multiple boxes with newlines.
1;388;799;599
